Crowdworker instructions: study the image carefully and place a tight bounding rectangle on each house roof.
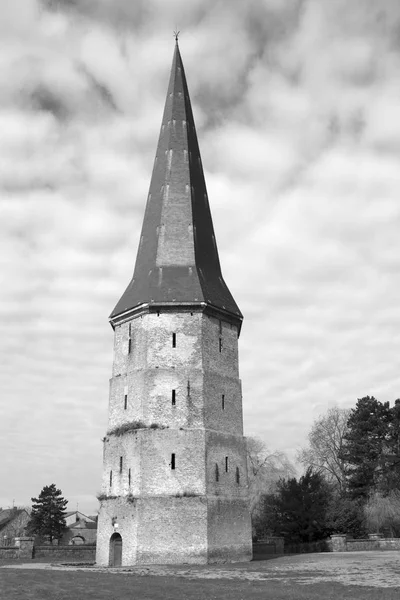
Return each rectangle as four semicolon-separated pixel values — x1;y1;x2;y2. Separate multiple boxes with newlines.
65;510;95;521
69;521;97;530
110;42;242;329
0;509;27;530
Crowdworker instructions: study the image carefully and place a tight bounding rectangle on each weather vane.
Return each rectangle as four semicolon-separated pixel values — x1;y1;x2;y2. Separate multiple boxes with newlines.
173;29;180;42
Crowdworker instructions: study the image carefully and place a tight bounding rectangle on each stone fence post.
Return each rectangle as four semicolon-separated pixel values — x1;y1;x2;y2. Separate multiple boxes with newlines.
330;534;347;552
15;537;34;559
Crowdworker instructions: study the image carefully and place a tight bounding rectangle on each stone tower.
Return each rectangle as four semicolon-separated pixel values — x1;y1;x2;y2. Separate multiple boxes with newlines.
96;41;252;566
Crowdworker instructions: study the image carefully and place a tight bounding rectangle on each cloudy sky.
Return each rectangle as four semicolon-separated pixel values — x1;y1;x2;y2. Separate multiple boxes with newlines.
1;0;400;514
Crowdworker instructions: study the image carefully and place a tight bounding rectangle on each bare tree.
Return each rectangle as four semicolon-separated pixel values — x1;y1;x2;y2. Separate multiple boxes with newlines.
364;490;400;536
297;406;350;494
246;436;296;518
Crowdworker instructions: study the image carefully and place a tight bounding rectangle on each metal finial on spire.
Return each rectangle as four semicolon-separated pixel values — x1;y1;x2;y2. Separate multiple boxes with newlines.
173;30;180;43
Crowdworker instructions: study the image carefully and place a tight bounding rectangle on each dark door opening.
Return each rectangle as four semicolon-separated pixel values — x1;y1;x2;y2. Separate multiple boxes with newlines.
109;532;122;567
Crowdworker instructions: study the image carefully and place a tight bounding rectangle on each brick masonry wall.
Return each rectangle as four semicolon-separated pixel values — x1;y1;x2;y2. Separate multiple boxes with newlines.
61;527;97;545
34;545;96;561
102;429;207;497
330;535;400;552
207;497;252;562
108;312;243;434
346;539;380;551
0;547;19;559
97;308;252;565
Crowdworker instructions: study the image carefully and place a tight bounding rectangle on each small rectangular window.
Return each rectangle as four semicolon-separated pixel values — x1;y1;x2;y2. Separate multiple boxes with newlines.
124;394;127;410
172;389;176;406
109;470;112;486
172;333;176;348
225;456;228;472
120;456;123;473
171;453;176;470
219;337;222;353
222;394;225;410
128;468;131;486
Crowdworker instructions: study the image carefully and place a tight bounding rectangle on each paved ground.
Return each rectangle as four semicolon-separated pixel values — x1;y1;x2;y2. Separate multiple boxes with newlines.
2;552;400;588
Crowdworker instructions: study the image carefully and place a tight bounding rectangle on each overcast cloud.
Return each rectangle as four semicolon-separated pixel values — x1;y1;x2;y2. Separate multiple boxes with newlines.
1;0;400;514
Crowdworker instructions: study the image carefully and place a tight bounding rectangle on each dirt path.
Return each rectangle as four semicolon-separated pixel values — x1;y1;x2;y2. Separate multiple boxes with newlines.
2;552;400;588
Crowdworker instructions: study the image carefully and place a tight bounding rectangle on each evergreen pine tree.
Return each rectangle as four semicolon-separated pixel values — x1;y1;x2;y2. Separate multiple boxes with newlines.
340;397;392;499
268;468;331;544
27;484;68;543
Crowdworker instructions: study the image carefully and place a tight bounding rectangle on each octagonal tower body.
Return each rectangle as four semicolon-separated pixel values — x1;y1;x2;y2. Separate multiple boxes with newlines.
96;42;252;566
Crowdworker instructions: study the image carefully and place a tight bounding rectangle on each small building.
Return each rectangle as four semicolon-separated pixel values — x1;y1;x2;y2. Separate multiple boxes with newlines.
0;508;30;546
61;511;97;545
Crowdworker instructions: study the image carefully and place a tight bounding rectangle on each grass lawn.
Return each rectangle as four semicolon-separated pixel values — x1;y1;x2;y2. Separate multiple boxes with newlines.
1;553;400;600
0;568;398;600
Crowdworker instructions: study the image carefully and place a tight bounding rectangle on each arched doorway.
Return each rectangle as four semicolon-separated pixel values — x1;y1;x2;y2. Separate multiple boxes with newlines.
70;536;85;545
109;532;122;567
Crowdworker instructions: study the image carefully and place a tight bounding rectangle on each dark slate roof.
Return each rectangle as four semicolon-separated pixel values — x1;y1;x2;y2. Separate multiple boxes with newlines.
68;521;97;530
110;42;242;325
0;509;25;530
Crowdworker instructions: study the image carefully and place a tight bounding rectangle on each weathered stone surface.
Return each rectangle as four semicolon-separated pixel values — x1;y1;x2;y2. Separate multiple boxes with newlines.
330;534;400;552
96;310;252;566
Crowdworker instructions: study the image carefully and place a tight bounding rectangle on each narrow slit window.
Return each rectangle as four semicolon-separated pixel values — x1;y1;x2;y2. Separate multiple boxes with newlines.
128;468;131;486
236;467;240;484
225;456;229;472
128;324;132;354
109;470;112;486
172;333;176;348
172;389;176;406
215;463;219;482
124;394;127;410
222;394;225;410
171;453;176;470
219;320;222;335
120;456;123;473
219;337;222;353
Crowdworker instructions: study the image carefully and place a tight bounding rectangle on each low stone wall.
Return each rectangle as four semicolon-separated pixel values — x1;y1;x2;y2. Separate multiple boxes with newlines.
285;539;331;554
331;534;400;552
0;546;19;559
33;544;96;561
346;539;380;551
253;536;284;559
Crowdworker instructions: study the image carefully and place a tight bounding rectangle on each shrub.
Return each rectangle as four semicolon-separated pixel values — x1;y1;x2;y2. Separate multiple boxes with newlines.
107;421;146;436
96;493;117;502
107;421;167;437
364;490;400;537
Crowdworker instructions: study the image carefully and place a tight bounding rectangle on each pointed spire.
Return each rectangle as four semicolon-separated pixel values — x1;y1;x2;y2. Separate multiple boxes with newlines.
110;44;242;328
